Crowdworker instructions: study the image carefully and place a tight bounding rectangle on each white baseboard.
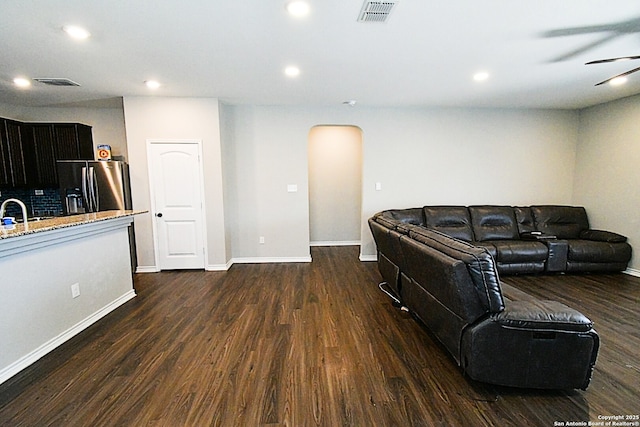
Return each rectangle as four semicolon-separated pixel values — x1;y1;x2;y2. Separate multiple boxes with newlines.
310;241;360;247
231;256;312;264
359;254;377;262
624;268;640;278
0;290;136;385
206;260;233;271
136;265;159;273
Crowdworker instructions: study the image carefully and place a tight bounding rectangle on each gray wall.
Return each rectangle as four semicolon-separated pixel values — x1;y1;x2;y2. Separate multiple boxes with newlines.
574;94;640;272
5;97;637;273
122;97;228;271
220;105;579;261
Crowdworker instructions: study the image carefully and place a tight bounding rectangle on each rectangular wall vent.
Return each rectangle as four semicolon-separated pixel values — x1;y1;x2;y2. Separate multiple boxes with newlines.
357;0;399;23
34;78;81;87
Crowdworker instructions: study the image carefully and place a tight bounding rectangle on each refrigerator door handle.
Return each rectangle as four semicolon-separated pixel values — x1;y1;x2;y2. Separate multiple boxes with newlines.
81;166;90;212
91;167;99;211
87;167;98;212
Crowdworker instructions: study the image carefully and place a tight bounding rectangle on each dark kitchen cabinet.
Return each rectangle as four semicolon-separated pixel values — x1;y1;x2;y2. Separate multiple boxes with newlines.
0;118;28;187
0;120;9;186
53;123;94;160
21;124;58;187
0;117;94;188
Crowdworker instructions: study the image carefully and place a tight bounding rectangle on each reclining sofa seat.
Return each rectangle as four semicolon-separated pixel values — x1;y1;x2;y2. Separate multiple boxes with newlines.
418;205;631;274
368;214;600;389
530;205;632;272
424;206;549;274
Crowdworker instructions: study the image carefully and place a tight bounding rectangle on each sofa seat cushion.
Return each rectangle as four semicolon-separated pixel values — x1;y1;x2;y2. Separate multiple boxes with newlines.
493;300;593;332
473;241;497;258
487;240;548;263
568;239;632;263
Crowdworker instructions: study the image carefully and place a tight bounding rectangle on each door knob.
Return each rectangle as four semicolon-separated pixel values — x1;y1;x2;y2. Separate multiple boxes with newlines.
156;212;163;218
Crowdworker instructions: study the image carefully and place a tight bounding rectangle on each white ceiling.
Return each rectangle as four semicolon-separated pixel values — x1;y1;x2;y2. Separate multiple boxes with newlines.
2;0;640;109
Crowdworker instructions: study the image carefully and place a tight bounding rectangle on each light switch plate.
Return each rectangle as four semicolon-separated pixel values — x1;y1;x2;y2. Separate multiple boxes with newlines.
287;184;298;193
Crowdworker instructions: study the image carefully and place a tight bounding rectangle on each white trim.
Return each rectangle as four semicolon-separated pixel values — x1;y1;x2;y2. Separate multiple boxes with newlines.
231;256;312;264
206;260;232;271
624;268;640;278
146;139;208;271
359;254;377;262
310;240;360;247
136;265;160;273
0;290;136;385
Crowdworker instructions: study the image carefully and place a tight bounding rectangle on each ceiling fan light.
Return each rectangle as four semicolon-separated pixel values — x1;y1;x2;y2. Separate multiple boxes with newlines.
609;76;627;86
13;77;31;88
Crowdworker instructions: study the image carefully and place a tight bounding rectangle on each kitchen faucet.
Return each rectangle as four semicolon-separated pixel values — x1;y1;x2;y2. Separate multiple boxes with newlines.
0;198;28;225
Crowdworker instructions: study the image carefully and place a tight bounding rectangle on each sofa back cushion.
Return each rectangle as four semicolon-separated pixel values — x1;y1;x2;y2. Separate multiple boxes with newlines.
423;206;474;242
378;208;425;226
469;206;519;241
514;206;536;234
531;206;589;239
400;236;488;327
408;227;505;315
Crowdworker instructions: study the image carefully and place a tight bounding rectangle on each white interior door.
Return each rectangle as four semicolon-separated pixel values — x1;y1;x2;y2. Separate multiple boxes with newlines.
148;141;205;270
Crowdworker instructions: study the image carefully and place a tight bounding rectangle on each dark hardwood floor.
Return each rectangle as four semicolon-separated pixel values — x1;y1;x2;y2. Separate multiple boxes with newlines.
1;246;639;426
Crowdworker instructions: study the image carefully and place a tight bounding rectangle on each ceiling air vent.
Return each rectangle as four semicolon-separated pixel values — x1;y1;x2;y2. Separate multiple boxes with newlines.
357;0;399;23
33;78;81;87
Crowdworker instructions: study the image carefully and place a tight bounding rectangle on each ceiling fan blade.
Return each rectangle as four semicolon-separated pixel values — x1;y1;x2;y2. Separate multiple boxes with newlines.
595;65;640;86
586;55;640;65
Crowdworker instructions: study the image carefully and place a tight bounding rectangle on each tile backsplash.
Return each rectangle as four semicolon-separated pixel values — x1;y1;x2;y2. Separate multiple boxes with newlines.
0;188;63;218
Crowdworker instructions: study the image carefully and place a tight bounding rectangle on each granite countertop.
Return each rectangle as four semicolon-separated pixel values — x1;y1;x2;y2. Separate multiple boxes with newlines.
0;210;146;240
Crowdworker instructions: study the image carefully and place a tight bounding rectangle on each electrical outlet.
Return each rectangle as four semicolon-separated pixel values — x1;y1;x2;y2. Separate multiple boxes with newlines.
259;236;265;244
71;283;80;298
34;189;44;196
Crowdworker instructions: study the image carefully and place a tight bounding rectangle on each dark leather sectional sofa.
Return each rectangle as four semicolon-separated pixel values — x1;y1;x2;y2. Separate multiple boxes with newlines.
366;204;628;390
377;205;632;275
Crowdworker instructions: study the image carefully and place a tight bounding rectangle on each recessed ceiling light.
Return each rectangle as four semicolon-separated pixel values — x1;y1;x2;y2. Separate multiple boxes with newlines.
62;25;91;40
342;100;357;106
286;1;310;17
145;80;161;89
284;66;300;77
473;71;490;82
13;77;31;88
609;76;627;86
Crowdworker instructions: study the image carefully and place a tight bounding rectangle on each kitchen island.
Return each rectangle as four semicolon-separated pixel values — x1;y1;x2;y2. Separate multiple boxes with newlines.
0;210;146;384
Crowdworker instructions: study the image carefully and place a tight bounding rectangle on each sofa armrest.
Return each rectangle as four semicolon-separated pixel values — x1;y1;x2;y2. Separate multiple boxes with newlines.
493;300;593;332
579;229;627;243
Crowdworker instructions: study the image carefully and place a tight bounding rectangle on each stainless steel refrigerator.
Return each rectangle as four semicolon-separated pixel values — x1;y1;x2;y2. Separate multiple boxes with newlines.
57;160;137;271
57;160;132;215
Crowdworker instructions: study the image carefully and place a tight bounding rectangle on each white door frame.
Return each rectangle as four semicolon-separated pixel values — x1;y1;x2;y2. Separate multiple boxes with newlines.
147;139;208;270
